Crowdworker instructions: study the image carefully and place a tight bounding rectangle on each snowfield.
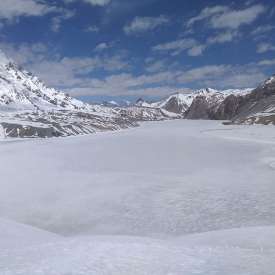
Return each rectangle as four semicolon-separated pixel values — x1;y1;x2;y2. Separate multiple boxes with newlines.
1;120;275;274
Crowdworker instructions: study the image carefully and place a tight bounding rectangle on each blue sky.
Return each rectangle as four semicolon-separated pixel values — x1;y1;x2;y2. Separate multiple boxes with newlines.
0;0;275;102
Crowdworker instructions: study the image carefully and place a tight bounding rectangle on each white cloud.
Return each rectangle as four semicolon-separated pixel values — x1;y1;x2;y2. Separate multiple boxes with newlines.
31;55;129;87
187;45;206;56
64;0;111;6
153;28;239;57
124;15;169;35
177;65;229;83
187;4;266;30
145;60;167;73
66;64;266;96
206;71;265;88
153;29;239;57
211;5;265;29
0;0;58;21
177;64;266;89
51;10;75;32
257;43;275;53
0;42;129;89
251;25;275;36
152;38;200;56
94;42;113;52
0;42;49;65
0;42;268;97
207;30;239;44
84;0;111;5
85;25;99;32
187;5;230;27
258;59;275;66
67;71;179;97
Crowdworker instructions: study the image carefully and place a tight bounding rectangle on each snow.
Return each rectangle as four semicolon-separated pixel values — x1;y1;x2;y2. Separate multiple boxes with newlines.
264;75;275;85
0;61;102;113
1;120;275;274
140;88;253;113
0;218;61;249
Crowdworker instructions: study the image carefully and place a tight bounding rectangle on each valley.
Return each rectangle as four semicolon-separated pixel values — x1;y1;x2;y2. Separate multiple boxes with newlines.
1;120;275;274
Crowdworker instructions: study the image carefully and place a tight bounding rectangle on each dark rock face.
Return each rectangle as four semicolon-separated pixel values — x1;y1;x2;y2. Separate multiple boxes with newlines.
0;106;178;139
0;122;58;138
229;114;275;125
184;77;275;124
185;93;226;120
230;75;275;125
214;95;245;120
185;96;211;119
161;96;188;114
135;98;146;107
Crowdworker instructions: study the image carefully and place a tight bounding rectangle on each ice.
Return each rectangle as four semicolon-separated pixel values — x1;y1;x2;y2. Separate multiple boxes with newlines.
1;120;275;274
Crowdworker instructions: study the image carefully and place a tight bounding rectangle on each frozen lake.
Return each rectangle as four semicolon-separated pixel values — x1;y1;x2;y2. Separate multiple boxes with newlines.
1;120;275;274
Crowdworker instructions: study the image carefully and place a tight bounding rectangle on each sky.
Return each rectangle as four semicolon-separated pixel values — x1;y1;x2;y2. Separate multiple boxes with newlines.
0;0;275;102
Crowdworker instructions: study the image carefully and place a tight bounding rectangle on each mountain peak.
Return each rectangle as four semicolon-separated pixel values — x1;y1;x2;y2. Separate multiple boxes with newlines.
263;75;275;86
0;56;88;112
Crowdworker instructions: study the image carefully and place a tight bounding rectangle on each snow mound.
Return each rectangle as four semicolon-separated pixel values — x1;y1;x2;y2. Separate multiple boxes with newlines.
0;218;61;249
1;227;275;275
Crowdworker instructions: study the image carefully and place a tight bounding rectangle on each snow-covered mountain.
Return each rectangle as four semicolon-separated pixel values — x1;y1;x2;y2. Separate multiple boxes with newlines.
0;60;88;112
185;88;252;120
1;48;274;137
0;50;178;138
136;88;252;116
101;99;132;107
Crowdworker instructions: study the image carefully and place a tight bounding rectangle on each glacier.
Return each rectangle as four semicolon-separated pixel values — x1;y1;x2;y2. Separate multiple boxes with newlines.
1;120;275;274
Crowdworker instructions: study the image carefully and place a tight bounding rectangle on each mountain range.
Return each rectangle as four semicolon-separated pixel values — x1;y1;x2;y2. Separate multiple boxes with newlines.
0;50;274;138
0;50;183;138
136;88;252;117
135;79;275;125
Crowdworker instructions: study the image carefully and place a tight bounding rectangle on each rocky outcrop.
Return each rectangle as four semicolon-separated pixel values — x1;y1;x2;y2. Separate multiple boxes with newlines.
0;122;58;138
184;88;264;121
230;75;275;125
119;106;180;121
184;96;211;119
158;95;189;114
213;94;245;120
0;105;180;139
185;92;226;120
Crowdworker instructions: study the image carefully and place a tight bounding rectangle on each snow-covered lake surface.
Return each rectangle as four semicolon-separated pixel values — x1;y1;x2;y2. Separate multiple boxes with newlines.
1;120;275;274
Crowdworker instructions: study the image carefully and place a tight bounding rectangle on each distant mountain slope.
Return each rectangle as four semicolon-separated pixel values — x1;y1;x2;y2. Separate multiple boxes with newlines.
137;88;252;117
0;62;88;112
230;75;275;125
0;51;177;138
184;88;252;120
150;92;195;113
136;92;195;113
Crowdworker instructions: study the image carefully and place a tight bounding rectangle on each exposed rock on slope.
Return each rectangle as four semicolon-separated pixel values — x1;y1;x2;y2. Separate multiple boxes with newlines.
150;92;194;114
138;89;252;118
214;94;245;120
0;110;140;138
0;62;88;112
185;89;225;119
185;89;252;120
136;92;195;115
119;106;180;121
230;75;275;125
